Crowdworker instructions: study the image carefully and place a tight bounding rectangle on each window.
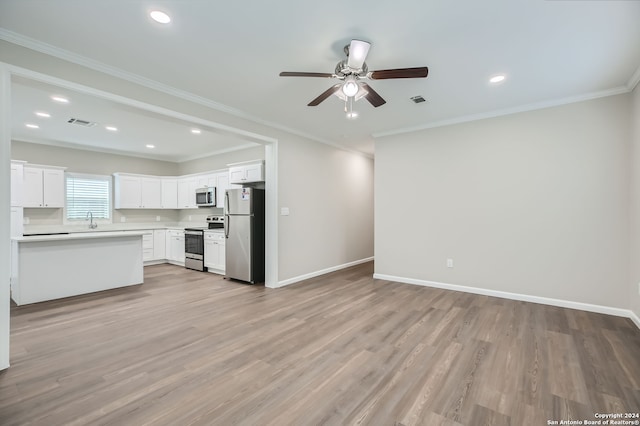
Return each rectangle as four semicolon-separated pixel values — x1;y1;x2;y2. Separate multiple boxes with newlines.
65;173;112;221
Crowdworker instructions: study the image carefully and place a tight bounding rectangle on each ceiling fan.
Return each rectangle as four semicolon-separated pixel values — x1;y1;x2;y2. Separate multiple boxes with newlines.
279;39;429;112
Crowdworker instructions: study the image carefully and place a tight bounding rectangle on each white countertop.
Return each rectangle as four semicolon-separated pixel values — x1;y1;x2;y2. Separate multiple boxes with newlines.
15;224;225;242
22;222;186;234
13;230;148;243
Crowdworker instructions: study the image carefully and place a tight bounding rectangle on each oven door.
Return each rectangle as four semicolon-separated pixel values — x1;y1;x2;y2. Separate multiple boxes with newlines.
185;230;204;258
184;230;206;272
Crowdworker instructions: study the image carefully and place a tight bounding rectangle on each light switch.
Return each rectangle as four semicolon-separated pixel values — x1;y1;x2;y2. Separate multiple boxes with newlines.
280;207;290;216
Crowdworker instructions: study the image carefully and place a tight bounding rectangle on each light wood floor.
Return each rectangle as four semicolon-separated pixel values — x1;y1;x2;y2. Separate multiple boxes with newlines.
1;262;638;425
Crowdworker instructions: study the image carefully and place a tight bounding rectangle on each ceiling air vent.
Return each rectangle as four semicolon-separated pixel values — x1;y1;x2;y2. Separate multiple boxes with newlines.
67;118;97;127
410;95;426;104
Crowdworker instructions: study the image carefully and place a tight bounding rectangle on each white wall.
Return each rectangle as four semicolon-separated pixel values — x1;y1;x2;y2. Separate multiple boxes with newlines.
12;140;180;176
177;145;265;175
631;85;640;319
1;40;375;286
1;67;11;369
277;135;374;283
375;94;631;310
12;141;181;227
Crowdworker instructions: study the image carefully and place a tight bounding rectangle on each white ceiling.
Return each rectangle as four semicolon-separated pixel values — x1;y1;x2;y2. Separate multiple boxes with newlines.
1;0;639;159
10;77;260;162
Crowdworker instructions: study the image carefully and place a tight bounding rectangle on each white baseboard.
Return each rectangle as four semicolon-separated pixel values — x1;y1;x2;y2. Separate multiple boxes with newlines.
273;257;374;288
630;311;640;330
373;273;640;329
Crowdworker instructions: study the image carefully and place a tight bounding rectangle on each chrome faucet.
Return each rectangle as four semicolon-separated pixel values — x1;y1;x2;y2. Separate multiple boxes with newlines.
86;211;98;229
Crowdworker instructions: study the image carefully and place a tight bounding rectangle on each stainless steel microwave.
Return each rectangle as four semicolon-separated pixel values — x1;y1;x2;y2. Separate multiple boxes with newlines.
195;187;216;207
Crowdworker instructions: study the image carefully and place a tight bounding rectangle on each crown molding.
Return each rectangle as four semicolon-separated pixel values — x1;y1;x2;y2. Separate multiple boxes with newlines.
2;28;635;158
176;143;260;163
0;29;366;156
12;137;180;163
373;86;631;139
13;136;260;164
627;63;640;92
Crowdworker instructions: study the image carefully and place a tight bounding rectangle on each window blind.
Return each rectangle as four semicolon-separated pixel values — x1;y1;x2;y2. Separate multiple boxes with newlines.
65;174;111;220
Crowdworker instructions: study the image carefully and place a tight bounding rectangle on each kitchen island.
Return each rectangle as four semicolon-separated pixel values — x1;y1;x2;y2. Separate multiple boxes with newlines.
10;231;145;305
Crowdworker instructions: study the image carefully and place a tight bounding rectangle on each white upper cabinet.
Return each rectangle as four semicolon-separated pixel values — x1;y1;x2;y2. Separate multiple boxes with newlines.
196;173;216;189
177;177;198;209
196;171;231;207
23;165;65;208
11;161;25;207
112;169;234;210
215;172;230;207
114;174;162;209
161;178;178;209
228;161;264;184
140;177;162;209
114;174;141;209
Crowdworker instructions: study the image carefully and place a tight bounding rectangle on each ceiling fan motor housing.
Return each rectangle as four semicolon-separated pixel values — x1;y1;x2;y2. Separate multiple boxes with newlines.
279;39;428;108
335;60;368;78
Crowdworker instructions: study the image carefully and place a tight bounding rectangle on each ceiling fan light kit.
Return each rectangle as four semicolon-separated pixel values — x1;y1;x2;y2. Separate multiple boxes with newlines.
341;76;359;97
279;39;429;117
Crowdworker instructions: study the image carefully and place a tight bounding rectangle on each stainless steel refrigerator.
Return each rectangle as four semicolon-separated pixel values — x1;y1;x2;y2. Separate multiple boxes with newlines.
224;188;265;284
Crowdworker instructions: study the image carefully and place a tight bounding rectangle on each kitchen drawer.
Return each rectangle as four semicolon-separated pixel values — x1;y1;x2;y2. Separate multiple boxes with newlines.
143;248;154;261
204;232;225;242
142;233;153;249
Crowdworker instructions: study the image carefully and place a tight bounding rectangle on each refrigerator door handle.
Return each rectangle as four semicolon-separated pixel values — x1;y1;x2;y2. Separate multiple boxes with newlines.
224;191;230;238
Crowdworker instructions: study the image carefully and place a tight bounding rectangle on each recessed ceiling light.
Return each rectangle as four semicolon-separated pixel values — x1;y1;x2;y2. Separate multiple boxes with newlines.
489;74;506;84
25;123;39;129
150;10;171;24
146;144;155;149
51;95;69;103
105;126;118;132
35;111;51;118
191;128;201;134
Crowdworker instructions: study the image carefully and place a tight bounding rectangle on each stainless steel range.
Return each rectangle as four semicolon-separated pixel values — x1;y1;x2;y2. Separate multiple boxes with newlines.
184;216;224;272
184;227;206;271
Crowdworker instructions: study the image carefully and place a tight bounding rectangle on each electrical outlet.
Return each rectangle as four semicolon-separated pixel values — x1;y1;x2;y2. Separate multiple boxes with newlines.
23;217;30;225
188;215;192;221
447;258;453;268
120;216;126;223
156;216;161;222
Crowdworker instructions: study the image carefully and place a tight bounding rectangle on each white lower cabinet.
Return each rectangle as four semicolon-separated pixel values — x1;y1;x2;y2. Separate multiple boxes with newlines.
166;229;185;264
123;229;167;263
142;232;154;261
153;230;166;260
204;231;225;274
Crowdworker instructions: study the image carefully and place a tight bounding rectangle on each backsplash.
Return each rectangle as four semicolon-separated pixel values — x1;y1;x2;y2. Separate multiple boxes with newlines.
23;208;180;227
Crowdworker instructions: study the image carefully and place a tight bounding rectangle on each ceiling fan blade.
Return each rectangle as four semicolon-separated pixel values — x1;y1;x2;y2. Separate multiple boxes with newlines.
279;71;334;78
347;39;371;70
369;67;429;80
360;83;386;107
308;84;342;106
